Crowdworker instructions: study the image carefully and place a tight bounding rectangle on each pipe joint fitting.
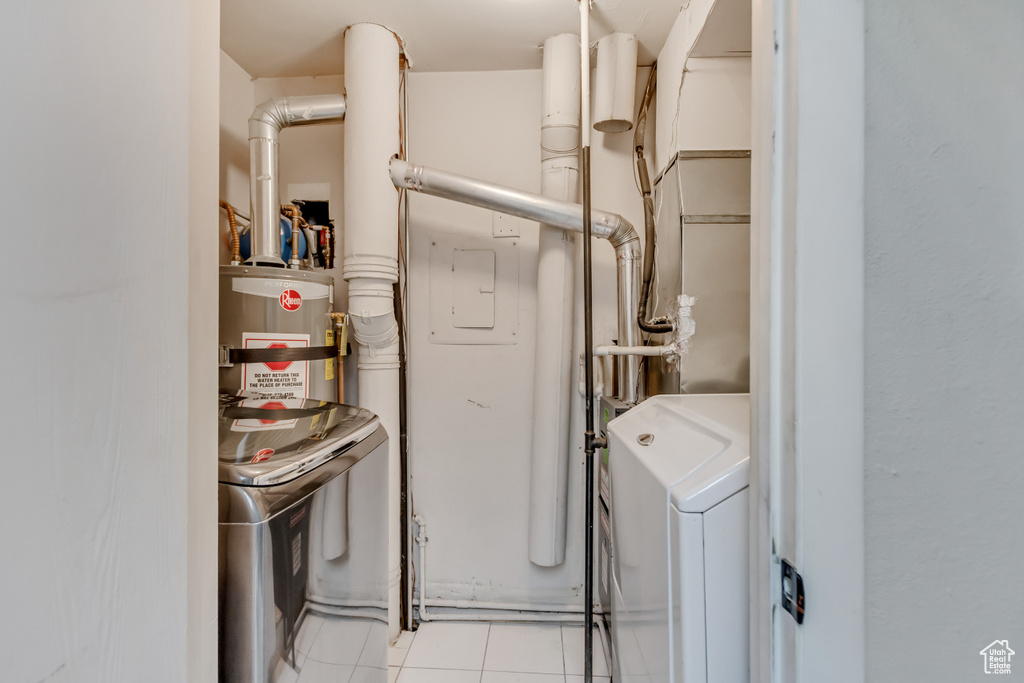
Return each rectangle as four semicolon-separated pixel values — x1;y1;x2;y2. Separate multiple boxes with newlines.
541;124;581;163
249;95;348;140
391;159;424;192
350;302;401;350
605;220;639;250
356;350;401;370
352;320;400;350
616;243;642;264
343;255;400;282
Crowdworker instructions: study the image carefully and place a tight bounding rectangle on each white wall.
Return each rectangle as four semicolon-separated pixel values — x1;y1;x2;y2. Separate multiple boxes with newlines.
406;69;643;607
0;0;214;679
788;1;865;680
654;0;756;176
220;51;254;265
671;57;751;155
864;1;1024;678
190;1;221;681
655;0;712;172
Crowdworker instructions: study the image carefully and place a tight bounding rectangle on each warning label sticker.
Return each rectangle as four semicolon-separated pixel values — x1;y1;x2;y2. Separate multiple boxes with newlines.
231;397;304;433
240;332;310;400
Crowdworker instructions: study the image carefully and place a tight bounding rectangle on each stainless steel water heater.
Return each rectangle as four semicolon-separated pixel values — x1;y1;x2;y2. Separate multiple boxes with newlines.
219;265;339;402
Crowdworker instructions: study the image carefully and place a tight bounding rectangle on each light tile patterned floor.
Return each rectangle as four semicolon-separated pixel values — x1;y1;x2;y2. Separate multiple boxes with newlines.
390;622;611;683
279;613;389;683
283;618;610;683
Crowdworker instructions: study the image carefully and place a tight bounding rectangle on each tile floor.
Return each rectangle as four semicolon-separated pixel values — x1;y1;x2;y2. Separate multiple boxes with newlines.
389;622;611;683
284;616;611;683
279;613;389;683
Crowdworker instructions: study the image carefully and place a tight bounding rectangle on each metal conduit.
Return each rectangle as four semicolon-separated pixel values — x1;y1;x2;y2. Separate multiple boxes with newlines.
388;158;641;404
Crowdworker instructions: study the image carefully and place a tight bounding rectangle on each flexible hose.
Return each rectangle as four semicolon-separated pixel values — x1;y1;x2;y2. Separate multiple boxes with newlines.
282;204;305;267
219;200;241;264
633;65;673;334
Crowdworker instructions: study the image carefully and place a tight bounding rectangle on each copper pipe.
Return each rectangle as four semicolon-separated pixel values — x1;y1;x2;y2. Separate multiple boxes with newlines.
219;200;241;264
281;204;305;269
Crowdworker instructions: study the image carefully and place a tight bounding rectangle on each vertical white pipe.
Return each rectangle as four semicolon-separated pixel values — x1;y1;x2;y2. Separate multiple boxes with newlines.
343;22;403;643
413;514;430;621
593;33;638;134
320;472;349;561
344;27;401;284
529;33;581;568
580;7;591;148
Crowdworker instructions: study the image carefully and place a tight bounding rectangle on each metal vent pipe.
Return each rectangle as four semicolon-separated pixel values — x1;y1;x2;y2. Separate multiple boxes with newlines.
389;158;640;403
247;94;347;265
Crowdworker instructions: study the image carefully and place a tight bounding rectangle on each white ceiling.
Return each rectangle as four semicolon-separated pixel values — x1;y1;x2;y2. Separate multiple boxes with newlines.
221;0;685;78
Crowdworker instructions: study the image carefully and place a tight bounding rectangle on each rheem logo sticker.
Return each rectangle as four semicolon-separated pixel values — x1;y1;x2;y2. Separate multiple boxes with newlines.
279;289;302;311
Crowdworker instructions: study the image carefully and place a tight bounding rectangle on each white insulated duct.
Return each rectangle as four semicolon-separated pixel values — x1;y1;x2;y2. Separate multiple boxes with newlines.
342;23;403;642
529;33;581;568
593;33;638;134
247;94;347;265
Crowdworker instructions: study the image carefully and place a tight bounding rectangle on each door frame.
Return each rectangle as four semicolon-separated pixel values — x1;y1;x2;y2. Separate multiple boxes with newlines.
750;1;866;681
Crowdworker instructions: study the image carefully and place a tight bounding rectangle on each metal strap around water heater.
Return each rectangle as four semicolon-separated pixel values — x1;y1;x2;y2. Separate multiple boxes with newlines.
221;405;333;421
228;344;339;364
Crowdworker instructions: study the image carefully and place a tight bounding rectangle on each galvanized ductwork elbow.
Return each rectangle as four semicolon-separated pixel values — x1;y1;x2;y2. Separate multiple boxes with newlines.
249;95;347;139
247;94;347;265
596;211;640;250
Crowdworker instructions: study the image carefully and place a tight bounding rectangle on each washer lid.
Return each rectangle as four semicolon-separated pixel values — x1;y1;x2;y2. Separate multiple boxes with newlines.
608;393;749;513
217;392;379;487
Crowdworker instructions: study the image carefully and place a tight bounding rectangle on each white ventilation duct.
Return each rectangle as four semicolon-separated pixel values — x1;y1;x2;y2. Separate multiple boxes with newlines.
247;94;347;265
529;33;581;568
342;22;403;642
593;33;638;134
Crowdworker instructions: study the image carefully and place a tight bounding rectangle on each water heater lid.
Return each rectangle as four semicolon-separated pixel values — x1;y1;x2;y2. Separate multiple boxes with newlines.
217;391;379;487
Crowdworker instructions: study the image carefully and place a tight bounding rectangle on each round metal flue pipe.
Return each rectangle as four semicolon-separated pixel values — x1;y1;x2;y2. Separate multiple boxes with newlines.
246;94;346;266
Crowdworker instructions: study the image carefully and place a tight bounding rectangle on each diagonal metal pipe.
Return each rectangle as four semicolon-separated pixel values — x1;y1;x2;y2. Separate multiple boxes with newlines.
389;158;641;405
389;158;637;248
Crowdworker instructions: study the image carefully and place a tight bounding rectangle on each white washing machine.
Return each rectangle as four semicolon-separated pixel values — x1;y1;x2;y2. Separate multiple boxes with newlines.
608;394;749;683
